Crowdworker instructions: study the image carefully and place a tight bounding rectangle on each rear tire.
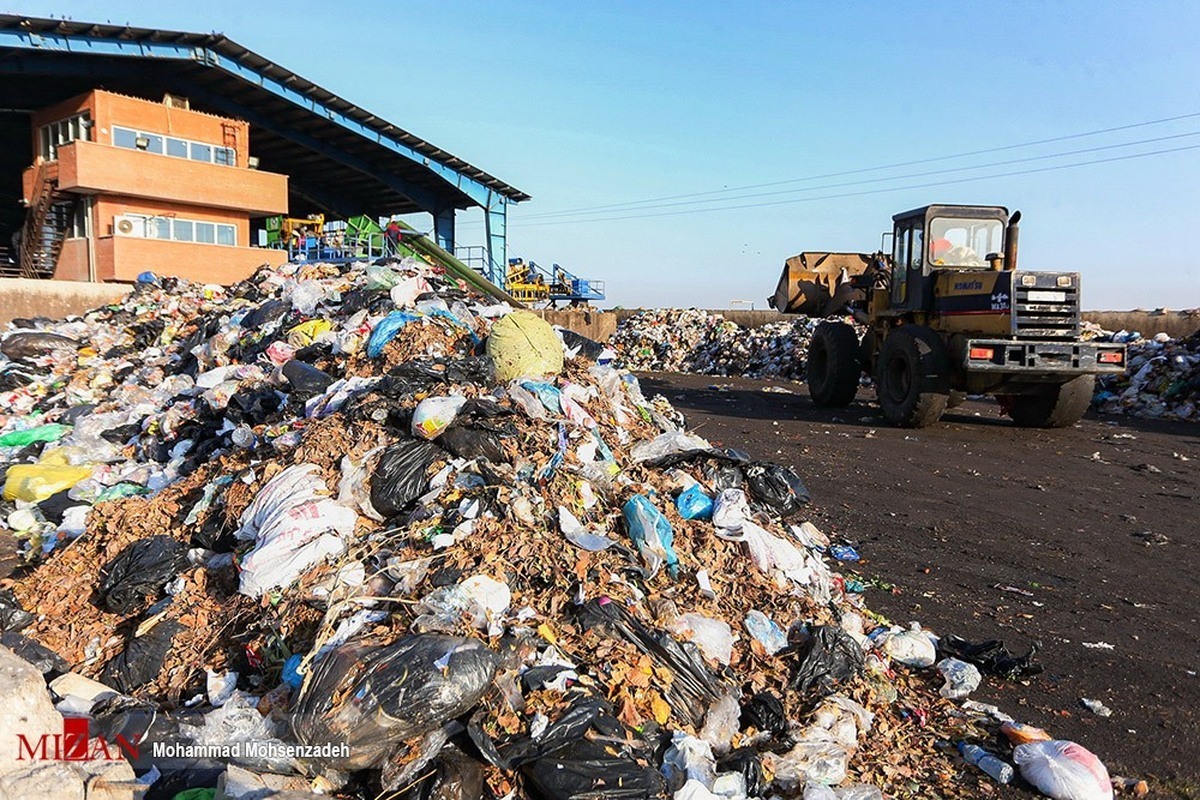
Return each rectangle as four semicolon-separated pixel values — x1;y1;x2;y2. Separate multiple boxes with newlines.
806;322;861;407
1008;375;1095;428
876;326;950;428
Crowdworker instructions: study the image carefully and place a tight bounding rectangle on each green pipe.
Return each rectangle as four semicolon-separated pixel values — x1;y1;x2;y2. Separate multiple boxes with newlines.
396;221;524;308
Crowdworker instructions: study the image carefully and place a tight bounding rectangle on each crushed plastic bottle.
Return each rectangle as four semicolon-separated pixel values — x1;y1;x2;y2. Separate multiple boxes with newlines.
959;741;1014;784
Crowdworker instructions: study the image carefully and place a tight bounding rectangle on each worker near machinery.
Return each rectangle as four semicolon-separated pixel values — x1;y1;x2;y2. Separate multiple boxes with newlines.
385;220;402;255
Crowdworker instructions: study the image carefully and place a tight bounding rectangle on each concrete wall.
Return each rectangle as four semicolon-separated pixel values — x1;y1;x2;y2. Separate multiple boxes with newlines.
0;278;131;325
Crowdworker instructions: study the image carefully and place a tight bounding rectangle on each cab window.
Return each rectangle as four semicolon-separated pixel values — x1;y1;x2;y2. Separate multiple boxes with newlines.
928;217;1002;268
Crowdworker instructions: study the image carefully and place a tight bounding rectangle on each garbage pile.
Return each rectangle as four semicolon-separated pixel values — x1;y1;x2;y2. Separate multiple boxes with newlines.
0;261;1119;800
610;310;840;379
1089;326;1200;422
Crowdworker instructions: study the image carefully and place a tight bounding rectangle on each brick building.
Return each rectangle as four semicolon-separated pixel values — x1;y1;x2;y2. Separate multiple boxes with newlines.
21;90;288;284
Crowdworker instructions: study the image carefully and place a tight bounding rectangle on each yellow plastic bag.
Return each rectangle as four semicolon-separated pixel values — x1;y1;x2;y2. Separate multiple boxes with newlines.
486;311;564;383
288;319;333;348
3;462;93;502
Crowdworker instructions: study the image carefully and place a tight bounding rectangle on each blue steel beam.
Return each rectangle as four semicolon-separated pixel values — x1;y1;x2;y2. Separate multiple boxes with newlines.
0;26;507;210
484;192;507;288
434;208;455;253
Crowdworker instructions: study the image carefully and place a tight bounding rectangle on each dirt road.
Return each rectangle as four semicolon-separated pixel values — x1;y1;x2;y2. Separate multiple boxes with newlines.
639;373;1199;799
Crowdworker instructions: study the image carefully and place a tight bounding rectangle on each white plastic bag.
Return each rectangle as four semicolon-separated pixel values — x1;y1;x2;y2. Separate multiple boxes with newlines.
1013;740;1113;800
937;657;982;700
669;613;737;665
411;395;467;439
877;624;937;668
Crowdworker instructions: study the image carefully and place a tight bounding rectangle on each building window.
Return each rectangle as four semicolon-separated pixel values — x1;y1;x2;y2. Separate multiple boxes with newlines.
40;112;91;160
67;203;88;239
111;126;236;166
195;222;215;244
114;214;237;247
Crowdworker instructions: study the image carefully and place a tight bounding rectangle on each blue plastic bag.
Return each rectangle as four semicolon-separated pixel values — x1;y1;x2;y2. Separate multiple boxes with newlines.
623;494;680;578
367;311;421;357
519;381;563;414
675;484;714;520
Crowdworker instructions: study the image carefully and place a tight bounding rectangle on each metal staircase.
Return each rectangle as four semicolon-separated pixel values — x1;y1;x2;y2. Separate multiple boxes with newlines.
18;161;76;279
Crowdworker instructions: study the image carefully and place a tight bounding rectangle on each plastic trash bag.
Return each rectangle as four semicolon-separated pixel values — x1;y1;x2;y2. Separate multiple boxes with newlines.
789;625;864;696
744;462;810;517
99;535;190;615
669;613;736;665
1013;740;1113;800
630;431;712;464
282;360;334;396
438;424;506;463
0;589;34;632
412;395;467;439
522;733;666;800
676;484;714;520
0;330;77;360
370;439;447;518
744;610;788;655
559;506;618;551
486;310;564;382
557;327;607;361
937;657;982;700
940;634;1043;679
292;634;498;769
577;597;726;729
101;620;183;693
367;310;422;357
392;743;485;800
764;739;851;791
3;461;93;502
876;624;937;668
0;632;68;674
0;423;71;447
623;494;680;578
741;691;788;737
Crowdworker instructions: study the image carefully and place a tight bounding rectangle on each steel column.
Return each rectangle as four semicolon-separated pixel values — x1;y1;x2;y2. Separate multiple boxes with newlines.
434;208;455;253
483;192;507;288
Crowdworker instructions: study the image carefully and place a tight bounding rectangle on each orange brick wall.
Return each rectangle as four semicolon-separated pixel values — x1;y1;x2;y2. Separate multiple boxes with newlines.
93;236;287;284
32;90;251;168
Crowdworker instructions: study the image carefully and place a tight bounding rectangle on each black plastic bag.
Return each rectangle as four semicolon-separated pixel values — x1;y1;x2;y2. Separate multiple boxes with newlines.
787;625;864;696
940;634;1043;679
58;403;97;425
371;439;447;518
706;464;745;491
101;620;183;693
469;697;607;772
98;536;190;615
717;747;764;797
577;598;727;728
282;359;334;395
0;589;34;632
740;690;787;737
744;462;810;517
0;633;68;674
393;743;488;800
292;634;498;769
238;298;289;330
0;331;77;360
523;735;666;800
644;446;750;470
439;425;507;463
557;328;607;361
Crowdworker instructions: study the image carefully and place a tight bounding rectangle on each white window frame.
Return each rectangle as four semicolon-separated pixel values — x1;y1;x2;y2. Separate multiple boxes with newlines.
113;213;238;246
39;112;91;161
111;125;236;166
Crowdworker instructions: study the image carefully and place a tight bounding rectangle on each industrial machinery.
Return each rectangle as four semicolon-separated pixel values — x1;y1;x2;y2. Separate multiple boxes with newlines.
264;214;325;247
770;204;1126;428
506;258;605;306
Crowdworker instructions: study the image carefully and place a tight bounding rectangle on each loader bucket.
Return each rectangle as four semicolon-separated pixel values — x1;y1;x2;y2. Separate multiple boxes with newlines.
769;252;873;316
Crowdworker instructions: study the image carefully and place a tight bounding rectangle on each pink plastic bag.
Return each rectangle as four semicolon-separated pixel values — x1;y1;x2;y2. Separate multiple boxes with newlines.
1013;740;1112;800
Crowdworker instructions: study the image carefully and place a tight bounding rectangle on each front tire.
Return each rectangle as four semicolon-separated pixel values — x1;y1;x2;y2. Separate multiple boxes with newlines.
876;326;950;427
806;322;861;407
1008;375;1095;428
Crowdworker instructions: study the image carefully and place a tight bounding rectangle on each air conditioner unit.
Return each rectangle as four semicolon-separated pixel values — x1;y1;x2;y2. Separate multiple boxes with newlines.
114;215;145;237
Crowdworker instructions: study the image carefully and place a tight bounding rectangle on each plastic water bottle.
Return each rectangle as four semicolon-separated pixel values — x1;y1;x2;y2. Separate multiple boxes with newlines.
958;742;1014;784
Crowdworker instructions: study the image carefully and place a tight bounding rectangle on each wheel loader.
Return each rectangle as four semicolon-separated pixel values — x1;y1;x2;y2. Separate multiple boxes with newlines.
769;204;1126;428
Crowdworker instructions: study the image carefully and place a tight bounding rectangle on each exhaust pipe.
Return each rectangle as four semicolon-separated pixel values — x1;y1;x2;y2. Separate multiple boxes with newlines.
1004;210;1021;271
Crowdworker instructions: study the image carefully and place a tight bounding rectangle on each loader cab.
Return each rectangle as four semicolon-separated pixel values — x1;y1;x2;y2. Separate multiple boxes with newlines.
889;204;1009;310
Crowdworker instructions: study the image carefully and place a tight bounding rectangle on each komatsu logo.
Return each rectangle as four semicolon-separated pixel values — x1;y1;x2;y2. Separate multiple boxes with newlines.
953;279;985;291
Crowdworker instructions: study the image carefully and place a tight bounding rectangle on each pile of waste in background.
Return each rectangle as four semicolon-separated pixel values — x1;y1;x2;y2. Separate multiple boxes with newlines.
609;310;847;379
0;263;1123;800
1086;324;1200;421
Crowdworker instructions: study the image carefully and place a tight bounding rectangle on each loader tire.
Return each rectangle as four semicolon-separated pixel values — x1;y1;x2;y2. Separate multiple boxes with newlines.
806;322;861;408
1007;375;1095;428
876;326;950;428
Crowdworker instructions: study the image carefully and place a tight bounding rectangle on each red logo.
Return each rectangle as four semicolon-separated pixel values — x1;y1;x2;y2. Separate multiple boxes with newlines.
16;717;140;762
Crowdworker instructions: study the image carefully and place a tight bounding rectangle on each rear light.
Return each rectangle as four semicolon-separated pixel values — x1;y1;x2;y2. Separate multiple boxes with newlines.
1056;275;1074;287
969;347;995;360
1099;351;1124;364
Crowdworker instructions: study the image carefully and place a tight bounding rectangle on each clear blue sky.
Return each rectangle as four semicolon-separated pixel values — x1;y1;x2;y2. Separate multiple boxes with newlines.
17;1;1200;310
